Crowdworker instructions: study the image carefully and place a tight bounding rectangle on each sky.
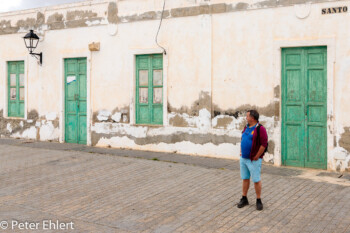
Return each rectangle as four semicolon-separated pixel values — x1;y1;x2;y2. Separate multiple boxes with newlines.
0;0;88;13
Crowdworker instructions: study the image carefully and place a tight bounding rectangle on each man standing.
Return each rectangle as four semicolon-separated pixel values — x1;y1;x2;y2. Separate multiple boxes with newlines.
237;110;268;211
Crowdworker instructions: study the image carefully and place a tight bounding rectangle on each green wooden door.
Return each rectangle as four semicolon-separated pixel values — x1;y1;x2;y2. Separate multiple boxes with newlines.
136;54;163;125
282;47;327;169
8;61;25;118
64;58;87;144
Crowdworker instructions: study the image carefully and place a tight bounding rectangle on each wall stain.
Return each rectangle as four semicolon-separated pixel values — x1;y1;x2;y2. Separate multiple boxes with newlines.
36;12;45;25
268;140;275;154
339;127;350;152
107;2;118;24
274;85;280;98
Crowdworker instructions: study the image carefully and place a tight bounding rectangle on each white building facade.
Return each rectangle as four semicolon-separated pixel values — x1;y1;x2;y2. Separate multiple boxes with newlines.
0;0;349;171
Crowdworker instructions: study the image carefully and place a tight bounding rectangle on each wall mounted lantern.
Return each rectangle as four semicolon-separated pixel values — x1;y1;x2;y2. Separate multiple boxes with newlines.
23;30;43;65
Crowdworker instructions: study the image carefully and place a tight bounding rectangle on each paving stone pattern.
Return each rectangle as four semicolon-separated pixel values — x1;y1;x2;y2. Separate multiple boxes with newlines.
0;140;349;232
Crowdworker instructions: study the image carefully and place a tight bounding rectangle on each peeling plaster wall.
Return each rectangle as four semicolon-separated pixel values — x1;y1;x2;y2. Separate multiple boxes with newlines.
0;0;349;170
0;110;59;141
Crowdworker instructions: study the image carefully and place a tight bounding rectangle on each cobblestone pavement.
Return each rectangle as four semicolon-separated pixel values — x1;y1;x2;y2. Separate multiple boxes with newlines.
0;139;349;233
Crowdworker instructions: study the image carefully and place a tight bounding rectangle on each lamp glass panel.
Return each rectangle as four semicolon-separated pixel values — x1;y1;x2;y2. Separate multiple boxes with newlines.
24;38;30;48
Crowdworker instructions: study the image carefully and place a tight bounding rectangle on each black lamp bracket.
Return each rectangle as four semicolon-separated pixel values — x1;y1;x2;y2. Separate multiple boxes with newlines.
30;52;42;65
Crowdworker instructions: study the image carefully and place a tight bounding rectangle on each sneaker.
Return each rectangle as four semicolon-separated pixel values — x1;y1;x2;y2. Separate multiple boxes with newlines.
256;199;263;211
237;196;249;208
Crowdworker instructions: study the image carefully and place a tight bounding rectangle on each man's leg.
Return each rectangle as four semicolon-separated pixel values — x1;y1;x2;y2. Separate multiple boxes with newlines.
254;181;261;198
243;179;250;196
252;159;263;210
238;158;250;208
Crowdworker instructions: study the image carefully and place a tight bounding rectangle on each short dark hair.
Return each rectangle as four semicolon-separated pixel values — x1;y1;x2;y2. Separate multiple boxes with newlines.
248;110;259;121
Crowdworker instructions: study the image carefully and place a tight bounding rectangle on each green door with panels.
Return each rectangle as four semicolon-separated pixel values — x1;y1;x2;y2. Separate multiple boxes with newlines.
282;47;327;169
136;54;163;125
64;58;87;144
8;61;25;118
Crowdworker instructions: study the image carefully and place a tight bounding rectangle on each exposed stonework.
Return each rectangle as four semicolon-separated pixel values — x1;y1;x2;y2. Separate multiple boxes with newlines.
66;10;98;21
215;116;233;129
0;20;18;35
0;109;59;141
168;91;211;117
28;110;39;120
210;3;227;14
0;0;343;36
339;127;350;152
213;101;279;119
169;114;189;127
117;0;339;23
93;106;129;124
47;12;64;24
91;130;241;147
66;17;104;28
235;2;249;10
168;90;279;131
16;17;36;28
119;10;170;23
0;110;38;138
0;7;102;35
37;12;45;25
171;6;205;17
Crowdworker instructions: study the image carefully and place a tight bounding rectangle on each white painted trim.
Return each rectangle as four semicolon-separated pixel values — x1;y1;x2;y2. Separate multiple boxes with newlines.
128;47;169;126
59;58;64;143
59;53;92;145
87;52;92;146
273;37;336;170
2;56;29;120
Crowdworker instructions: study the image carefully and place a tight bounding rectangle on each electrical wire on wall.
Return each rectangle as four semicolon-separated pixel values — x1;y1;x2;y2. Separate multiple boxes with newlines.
155;0;167;55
